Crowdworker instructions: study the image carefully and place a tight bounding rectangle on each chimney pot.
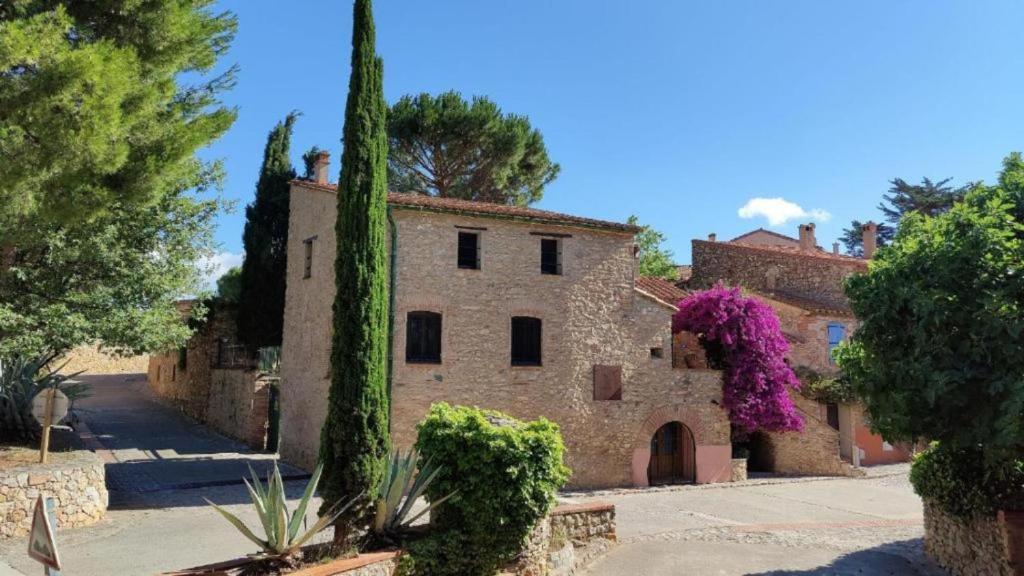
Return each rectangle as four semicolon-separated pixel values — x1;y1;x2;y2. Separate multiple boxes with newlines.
708;233;717;242
313;151;331;185
832;242;840;255
862;221;878;259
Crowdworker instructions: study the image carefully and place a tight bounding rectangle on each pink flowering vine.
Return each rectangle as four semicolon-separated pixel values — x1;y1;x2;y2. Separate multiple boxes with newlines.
673;284;803;433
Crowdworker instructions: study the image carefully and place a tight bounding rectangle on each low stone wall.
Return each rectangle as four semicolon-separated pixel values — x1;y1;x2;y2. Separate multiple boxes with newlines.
205;370;272;450
923;500;1015;576
60;344;148;375
515;501;617;576
0;451;108;539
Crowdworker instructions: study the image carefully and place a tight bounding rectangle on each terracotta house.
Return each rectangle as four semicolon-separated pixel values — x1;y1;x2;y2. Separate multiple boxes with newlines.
688;222;911;473
277;155;733;489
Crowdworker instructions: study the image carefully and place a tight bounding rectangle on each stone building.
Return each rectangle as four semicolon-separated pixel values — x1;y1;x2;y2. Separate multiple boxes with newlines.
688;222;911;473
278;155;732;489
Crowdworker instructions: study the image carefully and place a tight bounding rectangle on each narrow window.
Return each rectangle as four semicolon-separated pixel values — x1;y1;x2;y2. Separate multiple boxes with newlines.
540;238;561;275
827;323;846;364
303;237;315;279
511;316;542;366
650;347;664;359
457;232;480;270
826;403;839;430
406;311;442;364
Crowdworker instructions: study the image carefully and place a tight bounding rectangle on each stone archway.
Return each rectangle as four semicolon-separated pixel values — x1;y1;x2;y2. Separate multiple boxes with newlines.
631;405;709;487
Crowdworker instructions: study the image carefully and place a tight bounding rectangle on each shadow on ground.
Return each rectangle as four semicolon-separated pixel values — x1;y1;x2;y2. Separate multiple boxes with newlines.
747;539;947;576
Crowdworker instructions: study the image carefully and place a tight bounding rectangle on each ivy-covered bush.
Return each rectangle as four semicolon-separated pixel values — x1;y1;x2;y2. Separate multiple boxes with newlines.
403;403;570;576
910;443;1024;518
794;366;855;405
673;285;803;433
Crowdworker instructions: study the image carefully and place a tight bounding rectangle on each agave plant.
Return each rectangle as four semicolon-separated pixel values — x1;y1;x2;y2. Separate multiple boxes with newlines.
0;354;90;442
206;460;355;563
372;449;457;539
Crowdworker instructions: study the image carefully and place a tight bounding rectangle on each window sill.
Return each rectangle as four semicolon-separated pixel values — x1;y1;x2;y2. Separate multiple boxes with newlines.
511;364;542;370
405;360;442;366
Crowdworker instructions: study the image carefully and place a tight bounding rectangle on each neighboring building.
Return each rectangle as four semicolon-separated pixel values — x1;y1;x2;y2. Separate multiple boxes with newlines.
278;154;733;489
147;303;274;450
688;223;911;473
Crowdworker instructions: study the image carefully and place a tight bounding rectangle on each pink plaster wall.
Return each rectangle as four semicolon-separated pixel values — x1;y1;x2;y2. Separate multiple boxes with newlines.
696;445;732;483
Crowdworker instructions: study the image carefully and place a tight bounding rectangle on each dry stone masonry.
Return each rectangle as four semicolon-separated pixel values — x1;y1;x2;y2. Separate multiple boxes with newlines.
923;501;1015;576
0;450;107;539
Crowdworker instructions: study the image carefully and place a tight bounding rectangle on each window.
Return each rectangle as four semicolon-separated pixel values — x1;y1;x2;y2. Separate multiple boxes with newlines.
511;316;542;366
827;323;846;364
650;347;664;359
406;311;442;364
540;238;561;275
303;237;316;279
826;403;839;430
457;232;480;269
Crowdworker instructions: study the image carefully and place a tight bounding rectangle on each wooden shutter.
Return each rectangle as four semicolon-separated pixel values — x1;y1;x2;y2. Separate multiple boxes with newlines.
593;365;623;401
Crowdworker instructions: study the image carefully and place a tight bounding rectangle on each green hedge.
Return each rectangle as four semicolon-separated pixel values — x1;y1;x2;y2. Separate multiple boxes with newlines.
403;403;571;576
910;442;1024;518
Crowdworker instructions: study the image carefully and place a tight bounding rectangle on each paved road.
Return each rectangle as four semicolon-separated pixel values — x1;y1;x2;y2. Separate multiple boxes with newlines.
0;374;316;576
576;470;947;576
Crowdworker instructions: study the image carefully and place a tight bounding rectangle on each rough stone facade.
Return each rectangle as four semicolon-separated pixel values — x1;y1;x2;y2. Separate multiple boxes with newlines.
515;501;617;576
0;450;107;539
923;501;1015;576
147;305;270;450
279;180;732;489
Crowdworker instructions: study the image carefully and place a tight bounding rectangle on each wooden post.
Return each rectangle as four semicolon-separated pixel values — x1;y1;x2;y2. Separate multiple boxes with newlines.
44;496;61;576
38;388;55;464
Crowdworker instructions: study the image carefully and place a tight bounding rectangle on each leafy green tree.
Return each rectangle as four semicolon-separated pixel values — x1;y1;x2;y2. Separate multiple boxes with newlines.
302;146;325;180
628;216;677;280
841;177;968;256
0;190;220;357
216;266;242;303
0;1;236;239
838;153;1024;461
237;113;298;351
319;0;390;544
388;91;560;206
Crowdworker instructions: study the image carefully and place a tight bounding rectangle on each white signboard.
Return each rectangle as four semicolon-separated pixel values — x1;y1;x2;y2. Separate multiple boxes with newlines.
27;495;61;571
31;389;69;427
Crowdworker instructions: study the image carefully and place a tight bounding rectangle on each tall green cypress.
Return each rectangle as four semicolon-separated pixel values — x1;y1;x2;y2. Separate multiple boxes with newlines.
237;113;298;350
319;0;390;541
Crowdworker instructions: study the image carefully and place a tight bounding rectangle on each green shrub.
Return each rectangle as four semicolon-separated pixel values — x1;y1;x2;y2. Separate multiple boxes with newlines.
794;366;855;405
406;403;571;576
910;442;1024;518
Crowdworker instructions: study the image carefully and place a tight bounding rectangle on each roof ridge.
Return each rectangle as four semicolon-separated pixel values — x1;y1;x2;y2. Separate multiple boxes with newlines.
694;238;866;265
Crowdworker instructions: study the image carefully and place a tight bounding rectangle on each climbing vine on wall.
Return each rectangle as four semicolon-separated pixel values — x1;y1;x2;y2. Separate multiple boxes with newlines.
673;285;803;433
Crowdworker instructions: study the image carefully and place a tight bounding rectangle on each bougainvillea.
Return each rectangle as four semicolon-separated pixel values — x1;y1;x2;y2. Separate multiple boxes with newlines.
673;285;803;433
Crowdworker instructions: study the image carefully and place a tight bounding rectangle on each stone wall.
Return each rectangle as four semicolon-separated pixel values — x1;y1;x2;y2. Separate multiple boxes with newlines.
0;450;108;539
280;182;732;489
690;239;866;305
923;501;1014;576
516;501;617;576
764;394;860;477
147;306;270;450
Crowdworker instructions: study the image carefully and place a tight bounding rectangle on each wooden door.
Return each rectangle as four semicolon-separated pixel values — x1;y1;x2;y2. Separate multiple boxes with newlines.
648;422;695;485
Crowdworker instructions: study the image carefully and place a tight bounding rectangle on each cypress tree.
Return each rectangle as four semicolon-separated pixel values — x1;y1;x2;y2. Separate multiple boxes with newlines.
319;0;390;542
237;113;298;350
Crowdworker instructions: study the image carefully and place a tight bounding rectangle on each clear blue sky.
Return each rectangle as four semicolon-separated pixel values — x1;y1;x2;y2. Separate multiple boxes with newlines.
200;0;1023;273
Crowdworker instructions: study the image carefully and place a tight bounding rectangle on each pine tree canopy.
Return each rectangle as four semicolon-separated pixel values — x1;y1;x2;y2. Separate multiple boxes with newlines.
0;0;236;239
628;216;678;280
842;177;968;255
237;113;298;351
319;0;390;538
388;91;560;206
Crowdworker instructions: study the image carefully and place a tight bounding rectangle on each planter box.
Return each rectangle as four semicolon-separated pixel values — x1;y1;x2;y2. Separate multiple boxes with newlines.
163;551;401;576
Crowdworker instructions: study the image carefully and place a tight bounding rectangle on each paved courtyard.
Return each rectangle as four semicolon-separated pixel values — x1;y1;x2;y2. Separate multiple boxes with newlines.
573;469;947;575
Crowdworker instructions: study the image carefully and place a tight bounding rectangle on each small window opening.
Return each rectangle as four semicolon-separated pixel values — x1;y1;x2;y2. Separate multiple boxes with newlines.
511;316;542;366
303;237;315;279
406;311;442;364
458;232;480;270
650;347;664;359
540;238;562;275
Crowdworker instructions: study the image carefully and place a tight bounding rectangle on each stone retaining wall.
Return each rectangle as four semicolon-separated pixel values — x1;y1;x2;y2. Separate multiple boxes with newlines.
0;450;108;539
923;500;1015;576
515;501;617;576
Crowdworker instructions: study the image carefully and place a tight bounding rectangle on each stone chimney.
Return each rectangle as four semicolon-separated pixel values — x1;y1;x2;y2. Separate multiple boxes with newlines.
833;242;840;255
862;221;878;259
708;233;717;242
798;223;816;251
313;151;331;185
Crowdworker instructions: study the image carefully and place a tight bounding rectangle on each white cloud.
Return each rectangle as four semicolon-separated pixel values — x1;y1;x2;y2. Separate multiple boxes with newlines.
737;197;831;226
197;251;244;292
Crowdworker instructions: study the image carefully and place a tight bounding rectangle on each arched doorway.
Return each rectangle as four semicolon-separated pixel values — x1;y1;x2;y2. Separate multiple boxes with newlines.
647;421;696;485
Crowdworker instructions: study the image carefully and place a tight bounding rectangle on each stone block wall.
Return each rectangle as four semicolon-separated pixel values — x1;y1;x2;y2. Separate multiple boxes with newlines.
280;182;732;489
205;371;272;450
764;394;860;477
923;501;1015;576
516;501;617;576
0;451;107;539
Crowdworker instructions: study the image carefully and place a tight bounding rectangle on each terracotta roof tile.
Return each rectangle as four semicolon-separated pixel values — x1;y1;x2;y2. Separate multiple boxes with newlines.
635;276;690;309
292;180;639;233
694;239;867;266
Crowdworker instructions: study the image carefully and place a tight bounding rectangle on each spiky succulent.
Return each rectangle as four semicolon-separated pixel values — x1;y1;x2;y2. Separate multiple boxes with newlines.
373;449;456;538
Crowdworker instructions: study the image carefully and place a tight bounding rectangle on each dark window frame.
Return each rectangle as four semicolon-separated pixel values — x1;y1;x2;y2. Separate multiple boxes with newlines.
511;316;543;366
457;232;480;270
303;236;317;279
406;311;443;364
540;238;562;275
